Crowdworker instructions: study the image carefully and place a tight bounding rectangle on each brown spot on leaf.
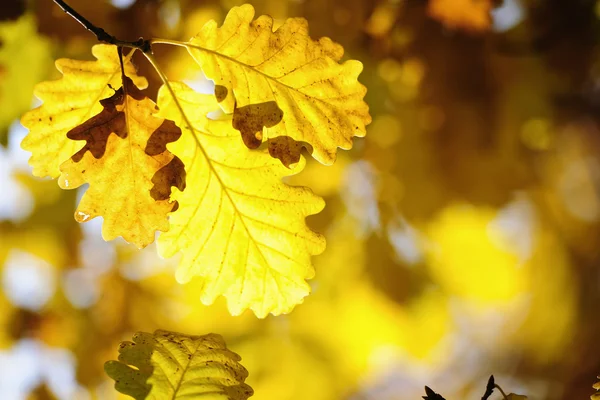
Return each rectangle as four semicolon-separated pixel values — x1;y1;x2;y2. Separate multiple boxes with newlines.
214;85;228;102
146;118;186;206
68;76;153;162
145;119;181;156
267;136;310;168
232;101;283;149
150;157;186;204
68;86;127;162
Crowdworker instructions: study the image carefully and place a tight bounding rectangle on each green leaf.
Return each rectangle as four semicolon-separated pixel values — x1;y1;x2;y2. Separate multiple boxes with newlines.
105;330;253;400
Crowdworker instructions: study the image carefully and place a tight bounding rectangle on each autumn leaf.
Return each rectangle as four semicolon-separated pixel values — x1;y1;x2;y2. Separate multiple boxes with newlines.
58;76;185;248
105;330;253;400
592;376;600;400
506;395;528;400
156;82;325;317
20;44;148;177
184;3;370;166
0;14;52;142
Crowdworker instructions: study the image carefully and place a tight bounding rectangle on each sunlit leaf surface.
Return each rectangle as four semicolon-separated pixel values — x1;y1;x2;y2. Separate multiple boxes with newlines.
105;330;253;400
58;76;184;248
186;4;370;166
20;44;148;177
157;82;325;317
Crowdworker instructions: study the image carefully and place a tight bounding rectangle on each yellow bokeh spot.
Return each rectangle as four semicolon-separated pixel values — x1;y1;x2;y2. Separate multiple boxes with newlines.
368;114;403;148
378;58;403;83
521;118;552;150
425;204;525;304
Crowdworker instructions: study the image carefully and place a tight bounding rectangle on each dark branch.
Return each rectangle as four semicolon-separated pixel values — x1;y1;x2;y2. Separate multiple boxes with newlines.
52;0;151;53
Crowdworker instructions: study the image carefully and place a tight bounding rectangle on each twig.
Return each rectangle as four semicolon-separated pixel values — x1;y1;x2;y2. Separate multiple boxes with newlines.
52;0;152;53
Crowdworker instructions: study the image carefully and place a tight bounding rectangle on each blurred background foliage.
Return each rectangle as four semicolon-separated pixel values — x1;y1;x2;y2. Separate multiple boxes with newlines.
0;0;600;399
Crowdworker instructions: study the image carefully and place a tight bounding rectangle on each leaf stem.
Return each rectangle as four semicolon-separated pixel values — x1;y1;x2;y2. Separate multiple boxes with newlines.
150;38;189;48
140;52;203;151
494;384;510;400
52;0;152;52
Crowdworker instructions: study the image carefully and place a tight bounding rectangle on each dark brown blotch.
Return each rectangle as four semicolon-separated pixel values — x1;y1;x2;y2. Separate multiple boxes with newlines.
267;136;310;168
150;157;186;206
232;101;283;149
68;87;127;162
144;119;182;156
214;85;228;102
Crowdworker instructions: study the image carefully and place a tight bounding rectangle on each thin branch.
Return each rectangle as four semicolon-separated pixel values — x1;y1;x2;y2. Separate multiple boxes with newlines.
52;0;152;53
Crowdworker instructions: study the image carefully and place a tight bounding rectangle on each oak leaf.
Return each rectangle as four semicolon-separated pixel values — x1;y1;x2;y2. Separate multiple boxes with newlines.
58;76;185;248
186;4;370;166
105;330;253;400
156;82;325;317
592;375;600;400
20;44;148;177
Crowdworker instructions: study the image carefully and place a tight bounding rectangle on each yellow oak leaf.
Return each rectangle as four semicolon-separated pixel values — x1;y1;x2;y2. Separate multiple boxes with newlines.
593;376;600;400
184;3;370;166
105;330;253;400
0;14;52;141
58;76;185;248
156;82;325;317
20;44;148;178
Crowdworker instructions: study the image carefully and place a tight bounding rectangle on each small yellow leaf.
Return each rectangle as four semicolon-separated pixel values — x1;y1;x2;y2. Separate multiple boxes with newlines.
20;44;148;178
58;76;185;248
157;82;325;317
186;3;370;166
506;395;528;400
105;330;253;400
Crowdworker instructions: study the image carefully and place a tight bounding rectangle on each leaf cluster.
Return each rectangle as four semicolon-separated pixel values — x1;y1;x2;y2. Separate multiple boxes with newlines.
20;4;370;318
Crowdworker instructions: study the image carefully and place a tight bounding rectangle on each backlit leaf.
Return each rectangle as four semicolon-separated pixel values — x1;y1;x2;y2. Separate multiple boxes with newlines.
20;44;148;178
592;375;600;400
105;330;253;400
156;82;325;317
186;4;370;166
58;76;185;248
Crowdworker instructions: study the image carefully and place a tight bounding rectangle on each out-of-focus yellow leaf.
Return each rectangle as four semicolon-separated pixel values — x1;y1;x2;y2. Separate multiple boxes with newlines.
157;82;325;317
427;0;492;32
592;376;600;400
0;14;52;139
105;330;253;400
57;77;185;248
186;4;370;166
506;394;528;400
20;44;148;178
